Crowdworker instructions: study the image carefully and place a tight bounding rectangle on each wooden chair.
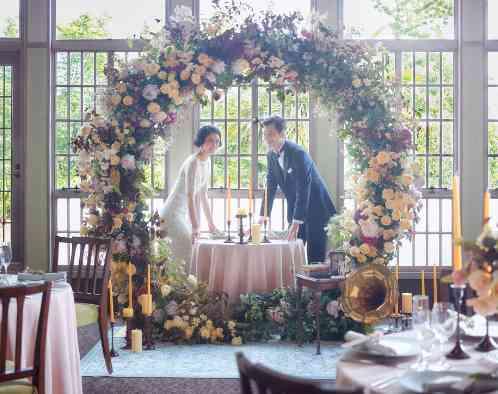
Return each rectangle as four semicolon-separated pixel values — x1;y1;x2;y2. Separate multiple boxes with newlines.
52;236;113;374
0;282;52;394
236;352;363;394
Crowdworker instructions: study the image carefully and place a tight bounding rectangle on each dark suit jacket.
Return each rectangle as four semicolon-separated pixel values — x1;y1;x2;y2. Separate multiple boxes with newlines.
260;140;336;226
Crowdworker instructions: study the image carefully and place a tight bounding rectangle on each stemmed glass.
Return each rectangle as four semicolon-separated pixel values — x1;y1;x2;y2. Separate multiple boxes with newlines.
0;242;12;275
431;302;456;370
412;295;434;371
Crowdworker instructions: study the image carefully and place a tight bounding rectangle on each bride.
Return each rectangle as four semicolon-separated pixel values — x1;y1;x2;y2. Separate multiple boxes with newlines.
159;125;220;266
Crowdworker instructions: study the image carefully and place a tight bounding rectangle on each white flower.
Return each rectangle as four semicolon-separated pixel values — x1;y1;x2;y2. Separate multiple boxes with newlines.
160;284;172;297
142;84;160;101
187;275;197;287
120;154;136;170
152;308;165;323
326;300;340;318
232;59;250;75
132;235;141;248
165;300;178;316
359;219;380;238
151;111;168;124
211;61;226;74
93;116;106;128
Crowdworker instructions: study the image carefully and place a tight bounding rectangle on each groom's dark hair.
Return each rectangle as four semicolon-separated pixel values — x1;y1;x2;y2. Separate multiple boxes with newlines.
194;125;222;147
262;116;286;133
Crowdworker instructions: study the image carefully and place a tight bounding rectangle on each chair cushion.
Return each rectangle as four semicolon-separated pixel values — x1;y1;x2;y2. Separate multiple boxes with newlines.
75;303;99;327
0;361;37;394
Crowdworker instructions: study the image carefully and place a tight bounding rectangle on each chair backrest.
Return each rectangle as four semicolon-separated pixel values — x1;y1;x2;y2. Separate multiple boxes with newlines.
0;282;51;394
236;353;363;394
52;236;112;305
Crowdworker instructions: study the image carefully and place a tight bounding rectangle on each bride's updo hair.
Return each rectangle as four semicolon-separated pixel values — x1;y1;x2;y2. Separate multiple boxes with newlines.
194;125;222;148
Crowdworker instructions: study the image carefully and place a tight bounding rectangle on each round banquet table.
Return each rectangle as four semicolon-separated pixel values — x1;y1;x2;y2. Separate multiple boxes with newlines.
336;330;498;394
0;278;82;394
190;239;307;301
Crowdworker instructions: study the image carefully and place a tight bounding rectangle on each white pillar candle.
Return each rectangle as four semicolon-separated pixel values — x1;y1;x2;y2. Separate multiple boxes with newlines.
251;224;262;244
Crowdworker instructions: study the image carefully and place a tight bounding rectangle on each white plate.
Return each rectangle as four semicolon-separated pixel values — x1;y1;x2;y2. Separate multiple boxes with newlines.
352;337;420;358
399;371;469;393
462;315;498;338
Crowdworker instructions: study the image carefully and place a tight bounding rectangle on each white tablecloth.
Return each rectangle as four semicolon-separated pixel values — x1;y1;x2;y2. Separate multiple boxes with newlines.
1;280;82;394
337;330;498;394
191;239;307;301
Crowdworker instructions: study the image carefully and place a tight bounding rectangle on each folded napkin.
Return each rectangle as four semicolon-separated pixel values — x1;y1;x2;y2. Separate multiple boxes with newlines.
423;376;498;393
342;331;396;357
18;272;67;282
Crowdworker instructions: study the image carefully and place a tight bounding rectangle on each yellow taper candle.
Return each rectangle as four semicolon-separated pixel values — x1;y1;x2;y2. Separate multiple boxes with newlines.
395;261;399;314
227;176;232;220
433;264;438;306
108;280;115;323
421;270;425;296
484;191;491;224
452;176;462;271
128;262;133;308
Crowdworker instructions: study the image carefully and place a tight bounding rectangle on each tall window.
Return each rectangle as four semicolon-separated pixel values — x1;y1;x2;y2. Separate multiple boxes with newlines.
53;3;168;240
0;1;19;39
343;1;456;267
488;0;498;220
198;0;311;231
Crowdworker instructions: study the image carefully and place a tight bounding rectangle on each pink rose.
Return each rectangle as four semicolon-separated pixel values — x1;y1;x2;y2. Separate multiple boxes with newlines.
467;295;498;316
120;154;136;170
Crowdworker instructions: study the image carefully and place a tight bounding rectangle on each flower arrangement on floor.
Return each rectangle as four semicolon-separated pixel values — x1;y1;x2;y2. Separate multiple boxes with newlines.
452;222;498;316
72;1;422;286
111;237;368;345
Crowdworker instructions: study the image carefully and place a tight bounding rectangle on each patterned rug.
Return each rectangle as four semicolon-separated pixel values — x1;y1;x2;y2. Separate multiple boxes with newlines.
81;335;345;380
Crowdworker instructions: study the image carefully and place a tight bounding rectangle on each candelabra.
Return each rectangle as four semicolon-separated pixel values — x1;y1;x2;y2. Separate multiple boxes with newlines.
224;220;234;243
262;218;271;243
236;214;247;244
475;315;497;352
248;212;253;242
110;321;119;357
143;315;155;350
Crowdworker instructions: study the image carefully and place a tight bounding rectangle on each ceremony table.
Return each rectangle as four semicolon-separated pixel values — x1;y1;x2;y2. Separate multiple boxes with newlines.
0;276;83;394
336;330;498;394
190;239;307;301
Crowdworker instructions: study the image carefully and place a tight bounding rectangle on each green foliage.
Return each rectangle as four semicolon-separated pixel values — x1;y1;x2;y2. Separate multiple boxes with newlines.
56;14;110;40
2;17;18;38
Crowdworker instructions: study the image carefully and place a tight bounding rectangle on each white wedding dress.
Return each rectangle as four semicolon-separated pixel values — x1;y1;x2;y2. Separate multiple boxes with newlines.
159;153;210;267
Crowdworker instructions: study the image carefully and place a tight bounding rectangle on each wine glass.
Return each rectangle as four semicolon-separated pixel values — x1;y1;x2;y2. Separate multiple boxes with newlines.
431;302;456;370
412;295;434;370
0;242;12;275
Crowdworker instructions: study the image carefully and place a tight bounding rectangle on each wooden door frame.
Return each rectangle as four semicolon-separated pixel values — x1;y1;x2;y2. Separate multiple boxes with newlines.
0;50;25;266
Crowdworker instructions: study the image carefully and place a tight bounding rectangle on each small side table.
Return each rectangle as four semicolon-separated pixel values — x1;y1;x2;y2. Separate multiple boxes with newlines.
296;273;345;355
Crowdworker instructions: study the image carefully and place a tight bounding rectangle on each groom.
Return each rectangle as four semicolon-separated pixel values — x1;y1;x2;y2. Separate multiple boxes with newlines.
259;116;336;263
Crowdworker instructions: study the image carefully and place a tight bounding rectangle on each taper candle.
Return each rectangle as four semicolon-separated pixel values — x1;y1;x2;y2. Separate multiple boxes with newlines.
421;270;425;296
452;176;462;271
395;261;399;314
128;262;133;309
484;191;491;224
147;264;151;295
248;176;253;214
108;279;115;323
433;264;438;306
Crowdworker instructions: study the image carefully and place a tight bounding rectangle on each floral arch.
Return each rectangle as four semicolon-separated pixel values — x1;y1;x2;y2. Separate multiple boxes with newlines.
72;3;422;340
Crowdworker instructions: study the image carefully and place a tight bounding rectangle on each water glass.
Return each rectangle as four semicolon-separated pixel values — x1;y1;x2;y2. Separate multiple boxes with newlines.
431;302;456;369
412;295;434;370
0;243;12;274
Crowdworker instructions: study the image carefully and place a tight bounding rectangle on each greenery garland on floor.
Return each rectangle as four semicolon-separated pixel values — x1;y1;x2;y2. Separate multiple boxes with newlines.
72;1;422;339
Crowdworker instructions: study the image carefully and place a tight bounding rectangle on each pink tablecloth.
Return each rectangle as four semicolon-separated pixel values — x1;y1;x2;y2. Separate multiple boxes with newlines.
2;281;82;394
190;239;307;301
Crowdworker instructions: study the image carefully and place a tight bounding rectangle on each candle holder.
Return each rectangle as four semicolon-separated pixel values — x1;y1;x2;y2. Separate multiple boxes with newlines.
110;321;119;357
248;212;253;242
224;220;234;243
262;218;271;243
236;214;248;244
143;315;156;350
388;313;403;333
401;314;413;330
475;315;497;352
446;284;470;359
122;315;133;350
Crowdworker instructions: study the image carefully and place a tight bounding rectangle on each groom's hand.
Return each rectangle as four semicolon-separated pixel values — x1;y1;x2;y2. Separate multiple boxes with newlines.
287;222;300;241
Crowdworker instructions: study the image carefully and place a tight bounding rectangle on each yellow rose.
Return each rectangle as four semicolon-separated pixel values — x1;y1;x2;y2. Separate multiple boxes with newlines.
352;78;362;88
359;243;370;255
158;71;168;80
144;63;160;76
357;254;367;263
400;219;412;231
367;246;378;257
382;188;395;201
80;225;89;236
373;257;385;265
110;154;120;166
111;95;122;106
384;242;395;253
185;327;193;339
206;320;213;328
372;205;384;216
116;82;127;94
147;102;161;113
127;263;137;276
376;151;391;165
228;321;236;330
110;168;120;186
366;168;380;183
231;336;242;346
191;73;202;85
380;216;392;226
200;327;211;339
122;96;134;106
401;174;414;186
392;210;402;221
